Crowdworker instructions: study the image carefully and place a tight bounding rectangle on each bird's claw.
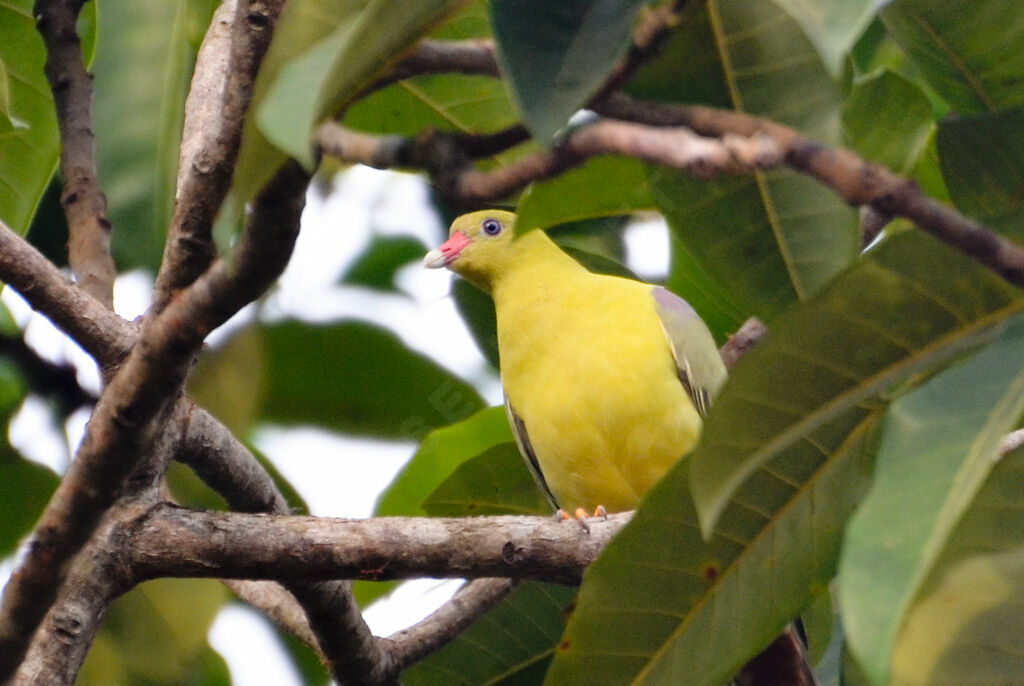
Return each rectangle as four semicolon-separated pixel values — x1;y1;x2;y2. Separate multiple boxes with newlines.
553;506;609;534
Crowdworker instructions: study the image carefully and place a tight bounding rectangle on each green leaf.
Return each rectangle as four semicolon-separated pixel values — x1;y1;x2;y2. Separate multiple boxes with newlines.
0;1;94;234
189;325;266;436
936;105;1024;242
881;0;1024;114
342;235;429;292
768;0;885;76
842;70;935;175
343;2;520;158
81;579;230;686
490;0;647;144
647;0;859;321
0;444;59;558
422;443;552;516
515;156;655;232
256;0;468;169
0;59;27;135
838;315;1024;685
665;233;748;345
375;405;513;517
344;0;520;152
545;413;878;686
402;582;575;686
886;447;1024;686
258;320;484;439
91;0;210;271
689;229;1024;537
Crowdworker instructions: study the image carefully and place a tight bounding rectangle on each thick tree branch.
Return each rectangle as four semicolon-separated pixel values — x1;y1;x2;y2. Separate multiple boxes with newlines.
594;93;1024;288
0;162;310;681
151;0;287;314
34;0;116;308
319;119;781;210
11;510;135;686
128;505;626;585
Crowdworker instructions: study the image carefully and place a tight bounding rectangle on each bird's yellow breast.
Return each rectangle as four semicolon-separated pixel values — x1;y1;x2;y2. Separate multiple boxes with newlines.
494;268;702;513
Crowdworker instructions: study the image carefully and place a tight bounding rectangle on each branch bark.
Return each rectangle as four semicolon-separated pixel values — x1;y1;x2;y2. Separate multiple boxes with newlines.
594;93;1024;288
34;0;116;308
151;0;287;314
318;119;781;210
128;505;626;585
0;162;310;681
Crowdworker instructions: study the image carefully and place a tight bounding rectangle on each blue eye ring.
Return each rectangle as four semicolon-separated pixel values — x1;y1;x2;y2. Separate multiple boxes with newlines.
481;218;503;236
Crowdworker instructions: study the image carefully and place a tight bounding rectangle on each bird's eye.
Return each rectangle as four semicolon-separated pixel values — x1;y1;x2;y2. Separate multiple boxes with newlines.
481;218;503;236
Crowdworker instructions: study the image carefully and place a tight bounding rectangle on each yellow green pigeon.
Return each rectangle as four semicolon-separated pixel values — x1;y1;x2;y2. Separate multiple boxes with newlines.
424;210;726;515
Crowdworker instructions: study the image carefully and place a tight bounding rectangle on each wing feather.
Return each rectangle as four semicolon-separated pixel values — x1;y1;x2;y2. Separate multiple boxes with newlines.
505;398;560;511
651;286;727;417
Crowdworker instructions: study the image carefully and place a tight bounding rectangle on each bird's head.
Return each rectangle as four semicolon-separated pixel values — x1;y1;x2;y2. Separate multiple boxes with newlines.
424;210;519;292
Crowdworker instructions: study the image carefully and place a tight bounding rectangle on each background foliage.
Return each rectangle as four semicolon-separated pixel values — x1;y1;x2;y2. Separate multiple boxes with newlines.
1;0;1023;684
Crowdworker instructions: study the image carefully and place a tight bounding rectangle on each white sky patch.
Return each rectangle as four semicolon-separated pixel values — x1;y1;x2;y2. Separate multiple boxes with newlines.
209;604;304;686
624;216;670;281
9;396;70;474
253;426;415;520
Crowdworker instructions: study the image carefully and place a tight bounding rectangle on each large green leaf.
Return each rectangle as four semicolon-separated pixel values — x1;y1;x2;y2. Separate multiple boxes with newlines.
375;405;513;517
490;0;647;144
422;443;552;516
250;0;467;186
0;59;26;135
839;315;1024;685
886;447;1024;686
343;2;520;164
402;582;576;686
881;0;1024;114
0;444;59;559
79;579;231;686
92;0;212;271
665;233;748;344
768;0;886;76
545;411;878;686
0;1;95;236
341;235;429;292
515;156;655;233
842;70;935;176
936;105;1024;242
689;229;1024;536
257;320;484;439
647;0;858;322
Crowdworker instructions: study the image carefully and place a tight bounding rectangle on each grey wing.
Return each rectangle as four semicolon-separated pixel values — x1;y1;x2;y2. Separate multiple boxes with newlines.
651;286;727;417
504;397;560;511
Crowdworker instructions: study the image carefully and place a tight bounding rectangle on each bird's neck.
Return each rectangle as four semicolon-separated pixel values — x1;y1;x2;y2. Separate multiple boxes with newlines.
491;231;586;303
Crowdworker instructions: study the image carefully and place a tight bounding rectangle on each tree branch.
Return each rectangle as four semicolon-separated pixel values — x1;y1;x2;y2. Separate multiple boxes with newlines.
319;119;781;210
594;93;1024;288
0;220;133;374
34;0;116;308
383;578;517;670
0;162;310;681
128;505;626;585
151;0;287;314
11;511;134;686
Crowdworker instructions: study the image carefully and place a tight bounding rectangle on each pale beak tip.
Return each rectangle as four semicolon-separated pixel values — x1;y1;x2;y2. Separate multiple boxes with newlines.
423;249;447;269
